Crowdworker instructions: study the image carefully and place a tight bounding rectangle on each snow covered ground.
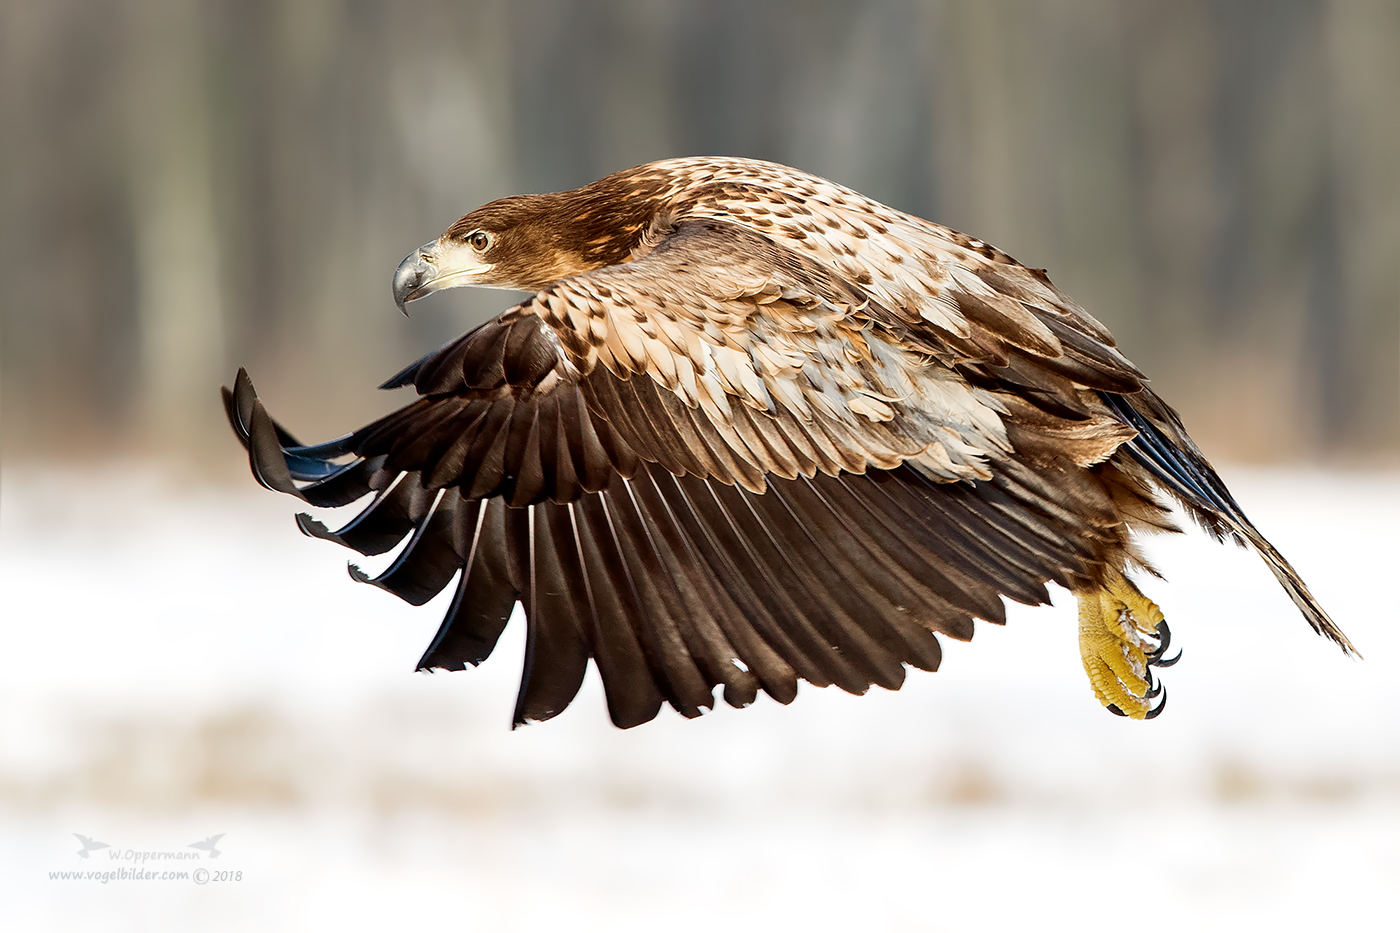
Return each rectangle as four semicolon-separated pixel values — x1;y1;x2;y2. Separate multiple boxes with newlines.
1;463;1397;931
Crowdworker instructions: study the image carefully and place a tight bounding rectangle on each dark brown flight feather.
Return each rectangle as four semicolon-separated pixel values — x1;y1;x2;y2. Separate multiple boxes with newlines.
223;156;1353;728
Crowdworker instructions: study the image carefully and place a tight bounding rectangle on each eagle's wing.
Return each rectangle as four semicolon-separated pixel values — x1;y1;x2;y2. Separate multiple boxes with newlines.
225;221;1141;728
670;173;1353;653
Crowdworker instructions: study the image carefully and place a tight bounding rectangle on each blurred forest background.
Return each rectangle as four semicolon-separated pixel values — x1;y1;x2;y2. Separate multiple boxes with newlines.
1;0;1397;468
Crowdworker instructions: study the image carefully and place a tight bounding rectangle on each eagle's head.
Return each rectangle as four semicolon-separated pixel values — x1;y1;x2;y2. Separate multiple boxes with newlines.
392;185;659;311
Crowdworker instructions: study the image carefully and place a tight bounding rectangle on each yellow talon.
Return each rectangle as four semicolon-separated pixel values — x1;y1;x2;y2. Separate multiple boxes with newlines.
1078;570;1168;719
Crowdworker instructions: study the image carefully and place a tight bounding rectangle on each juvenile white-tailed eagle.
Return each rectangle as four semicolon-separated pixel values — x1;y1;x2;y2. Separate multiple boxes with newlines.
223;157;1354;727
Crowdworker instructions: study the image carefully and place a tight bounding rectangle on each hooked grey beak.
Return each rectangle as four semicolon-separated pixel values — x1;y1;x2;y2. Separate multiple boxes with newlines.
392;246;438;316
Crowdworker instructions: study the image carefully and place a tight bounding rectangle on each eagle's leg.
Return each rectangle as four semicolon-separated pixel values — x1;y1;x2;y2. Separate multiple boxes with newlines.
1078;569;1173;719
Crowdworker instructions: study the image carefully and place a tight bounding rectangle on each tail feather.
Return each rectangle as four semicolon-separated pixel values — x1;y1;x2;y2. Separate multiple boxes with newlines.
1101;391;1357;656
1248;531;1358;656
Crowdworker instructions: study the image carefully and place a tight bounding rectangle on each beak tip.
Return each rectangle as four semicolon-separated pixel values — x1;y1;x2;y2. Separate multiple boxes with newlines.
392;247;436;317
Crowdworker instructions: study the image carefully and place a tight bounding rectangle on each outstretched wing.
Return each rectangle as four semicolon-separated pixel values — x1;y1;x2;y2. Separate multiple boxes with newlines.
660;163;1353;652
225;221;1136;728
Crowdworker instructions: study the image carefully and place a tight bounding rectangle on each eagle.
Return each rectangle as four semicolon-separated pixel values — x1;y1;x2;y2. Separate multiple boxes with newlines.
223;156;1354;728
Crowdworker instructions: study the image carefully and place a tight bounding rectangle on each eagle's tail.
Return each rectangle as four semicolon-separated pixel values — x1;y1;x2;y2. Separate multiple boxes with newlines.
1245;528;1357;655
1100;390;1357;657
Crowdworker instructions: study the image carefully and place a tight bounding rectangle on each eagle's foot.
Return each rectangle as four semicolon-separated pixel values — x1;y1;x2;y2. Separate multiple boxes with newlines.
1078;571;1177;720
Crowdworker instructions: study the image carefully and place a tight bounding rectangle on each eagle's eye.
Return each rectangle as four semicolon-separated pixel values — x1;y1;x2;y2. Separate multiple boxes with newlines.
468;231;491;252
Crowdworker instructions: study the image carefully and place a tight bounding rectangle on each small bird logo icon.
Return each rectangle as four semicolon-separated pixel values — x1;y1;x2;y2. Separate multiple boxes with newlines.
73;834;110;859
188;834;225;858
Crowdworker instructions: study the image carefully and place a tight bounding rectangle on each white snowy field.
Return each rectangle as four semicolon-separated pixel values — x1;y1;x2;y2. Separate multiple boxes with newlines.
0;462;1397;932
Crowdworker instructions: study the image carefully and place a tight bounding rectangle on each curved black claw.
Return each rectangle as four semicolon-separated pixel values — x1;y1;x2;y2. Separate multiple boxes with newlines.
1147;621;1182;669
1106;703;1128;717
1144;669;1163;700
1147;621;1172;662
1144;685;1168;720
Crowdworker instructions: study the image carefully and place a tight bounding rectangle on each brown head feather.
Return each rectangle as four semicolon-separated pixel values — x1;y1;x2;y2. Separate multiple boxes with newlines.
442;170;675;291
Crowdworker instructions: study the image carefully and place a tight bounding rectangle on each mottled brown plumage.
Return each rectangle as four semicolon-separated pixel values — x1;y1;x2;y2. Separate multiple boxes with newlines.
224;156;1353;728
